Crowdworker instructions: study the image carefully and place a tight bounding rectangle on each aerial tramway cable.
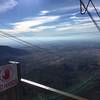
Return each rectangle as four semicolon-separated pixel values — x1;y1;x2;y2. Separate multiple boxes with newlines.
0;30;63;59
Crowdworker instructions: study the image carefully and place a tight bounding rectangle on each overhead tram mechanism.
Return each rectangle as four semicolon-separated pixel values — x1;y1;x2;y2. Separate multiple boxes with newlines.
80;0;100;32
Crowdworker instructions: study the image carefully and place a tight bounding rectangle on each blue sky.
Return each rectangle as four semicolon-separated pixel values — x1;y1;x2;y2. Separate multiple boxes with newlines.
0;0;100;45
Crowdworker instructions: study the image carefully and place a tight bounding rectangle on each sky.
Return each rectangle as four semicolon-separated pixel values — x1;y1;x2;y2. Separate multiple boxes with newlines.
0;0;100;46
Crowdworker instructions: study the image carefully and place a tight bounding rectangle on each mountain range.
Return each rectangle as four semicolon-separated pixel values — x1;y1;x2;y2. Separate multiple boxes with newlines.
0;46;28;65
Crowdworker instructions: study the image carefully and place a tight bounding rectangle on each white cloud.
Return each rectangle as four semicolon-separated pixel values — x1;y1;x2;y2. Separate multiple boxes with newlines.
39;6;79;17
0;15;60;34
84;6;100;13
56;22;98;33
56;27;72;31
71;16;91;23
59;6;79;11
71;11;80;16
55;13;99;32
70;16;80;19
13;16;60;33
39;10;50;15
53;6;79;12
31;25;56;32
0;29;16;33
70;15;100;24
0;0;17;13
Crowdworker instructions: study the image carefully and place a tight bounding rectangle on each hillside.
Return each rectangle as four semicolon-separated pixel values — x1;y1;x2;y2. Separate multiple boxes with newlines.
1;41;100;99
16;42;100;100
0;46;28;65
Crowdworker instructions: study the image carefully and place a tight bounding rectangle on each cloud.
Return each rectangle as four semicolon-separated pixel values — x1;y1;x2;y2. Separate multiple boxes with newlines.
0;0;17;13
55;6;79;11
39;10;50;15
56;21;98;33
0;29;16;33
39;6;79;17
88;6;100;12
70;16;91;23
54;13;99;33
0;15;60;34
31;25;56;32
13;16;60;32
70;15;100;23
55;10;100;33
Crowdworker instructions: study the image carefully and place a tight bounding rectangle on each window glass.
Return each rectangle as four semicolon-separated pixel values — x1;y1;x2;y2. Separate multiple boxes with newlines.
0;0;100;99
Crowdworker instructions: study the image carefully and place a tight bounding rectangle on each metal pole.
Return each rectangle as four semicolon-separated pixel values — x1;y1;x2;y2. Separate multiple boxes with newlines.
9;61;21;100
21;78;88;100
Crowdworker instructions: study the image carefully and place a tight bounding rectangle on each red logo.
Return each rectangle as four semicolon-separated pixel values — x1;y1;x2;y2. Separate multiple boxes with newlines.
0;67;13;82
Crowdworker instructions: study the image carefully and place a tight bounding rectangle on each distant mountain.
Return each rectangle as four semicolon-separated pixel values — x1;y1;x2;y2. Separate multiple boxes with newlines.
0;46;28;65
